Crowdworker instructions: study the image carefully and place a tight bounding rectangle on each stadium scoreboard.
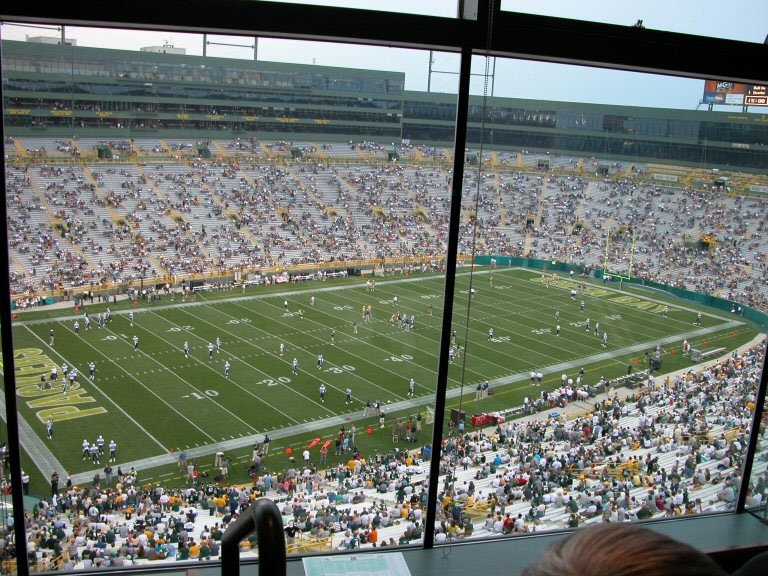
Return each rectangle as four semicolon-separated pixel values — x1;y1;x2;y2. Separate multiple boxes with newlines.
703;80;768;106
745;85;767;106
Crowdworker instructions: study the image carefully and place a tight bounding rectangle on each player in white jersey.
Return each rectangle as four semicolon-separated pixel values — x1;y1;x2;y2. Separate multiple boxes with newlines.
50;366;58;383
133;335;139;351
224;360;230;378
585;318;591;332
536;371;543;384
530;371;536;384
408;378;415;398
366;280;372;292
580;300;585;312
208;342;214;359
84;316;91;330
319;384;326;403
74;320;80;335
82;439;90;460
602;332;608;347
345;387;352;404
488;327;494;340
310;296;315;307
353;320;358;334
292;357;299;375
96;435;105;454
184;341;190;358
216;337;221;353
317;354;324;370
49;328;55;346
663;306;669;318
88;362;96;379
696;312;702;326
594;322;599;336
108;440;117;462
46;419;53;440
129;311;134;326
556;324;561;336
280;342;285;356
106;307;112;323
555;311;560;321
284;299;289;311
393;296;398;306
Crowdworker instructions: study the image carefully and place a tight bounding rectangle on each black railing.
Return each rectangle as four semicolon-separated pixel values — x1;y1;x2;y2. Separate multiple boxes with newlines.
221;498;286;576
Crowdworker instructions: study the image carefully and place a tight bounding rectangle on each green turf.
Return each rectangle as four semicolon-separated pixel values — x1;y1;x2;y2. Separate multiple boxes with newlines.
6;267;760;494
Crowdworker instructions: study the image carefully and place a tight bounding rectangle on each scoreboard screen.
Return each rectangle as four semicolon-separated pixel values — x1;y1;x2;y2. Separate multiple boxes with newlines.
745;85;768;106
703;80;768;106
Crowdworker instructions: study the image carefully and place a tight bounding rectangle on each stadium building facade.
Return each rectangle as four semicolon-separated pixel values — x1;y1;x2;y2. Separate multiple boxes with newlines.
3;39;768;170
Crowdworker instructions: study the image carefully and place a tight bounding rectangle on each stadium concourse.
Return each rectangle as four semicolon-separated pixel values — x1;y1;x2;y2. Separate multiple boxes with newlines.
5;138;768;313
14;337;767;572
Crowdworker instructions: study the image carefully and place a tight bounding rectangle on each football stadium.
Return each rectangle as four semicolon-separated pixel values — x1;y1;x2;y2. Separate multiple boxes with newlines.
0;10;767;574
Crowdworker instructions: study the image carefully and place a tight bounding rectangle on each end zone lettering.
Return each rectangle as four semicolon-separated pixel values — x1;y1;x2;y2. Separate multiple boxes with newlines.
13;348;107;423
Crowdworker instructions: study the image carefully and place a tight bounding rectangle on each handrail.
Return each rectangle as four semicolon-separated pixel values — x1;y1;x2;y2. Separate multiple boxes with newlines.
221;498;286;576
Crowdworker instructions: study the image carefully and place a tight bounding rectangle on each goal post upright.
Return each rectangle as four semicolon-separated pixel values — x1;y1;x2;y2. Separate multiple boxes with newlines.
628;227;637;280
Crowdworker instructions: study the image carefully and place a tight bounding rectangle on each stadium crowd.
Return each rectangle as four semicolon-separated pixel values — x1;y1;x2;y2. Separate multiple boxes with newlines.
9;340;765;571
6;140;768;315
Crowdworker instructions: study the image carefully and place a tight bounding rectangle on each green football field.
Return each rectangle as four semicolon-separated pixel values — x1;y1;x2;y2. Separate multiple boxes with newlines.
6;267;759;493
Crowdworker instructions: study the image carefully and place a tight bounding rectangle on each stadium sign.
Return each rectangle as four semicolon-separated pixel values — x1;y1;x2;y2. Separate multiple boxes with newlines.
703;80;768;106
653;174;678;182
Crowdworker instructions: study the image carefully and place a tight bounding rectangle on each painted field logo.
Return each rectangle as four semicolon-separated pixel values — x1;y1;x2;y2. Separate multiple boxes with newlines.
12;348;107;423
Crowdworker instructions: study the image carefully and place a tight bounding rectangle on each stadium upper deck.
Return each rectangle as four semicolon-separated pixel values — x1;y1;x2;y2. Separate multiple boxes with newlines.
3;39;768;169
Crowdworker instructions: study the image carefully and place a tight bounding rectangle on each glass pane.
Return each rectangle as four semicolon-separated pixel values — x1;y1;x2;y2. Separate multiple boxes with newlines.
745;342;768;513
2;24;458;569
258;0;458;18
435;52;767;546
501;0;768;44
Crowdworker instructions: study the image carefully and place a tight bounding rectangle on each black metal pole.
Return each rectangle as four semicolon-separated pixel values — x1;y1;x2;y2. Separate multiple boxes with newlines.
221;498;286;576
0;35;31;576
423;44;472;549
736;338;768;512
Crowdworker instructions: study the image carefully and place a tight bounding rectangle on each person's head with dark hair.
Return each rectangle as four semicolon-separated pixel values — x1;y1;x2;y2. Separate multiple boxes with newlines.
522;524;727;576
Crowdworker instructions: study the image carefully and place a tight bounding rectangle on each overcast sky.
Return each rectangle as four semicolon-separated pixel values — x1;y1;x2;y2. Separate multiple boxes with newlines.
2;0;766;111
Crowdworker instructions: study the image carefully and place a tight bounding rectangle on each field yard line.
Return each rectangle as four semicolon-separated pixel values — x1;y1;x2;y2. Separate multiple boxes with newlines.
447;276;682;337
218;301;413;401
487;272;709;333
0;374;65;482
174;304;395;405
377;282;589;363
101;321;261;433
12;266;737;329
54;321;218;443
338;288;524;375
507;268;734;322
22;326;169;455
146;310;323;423
388;281;622;361
65;319;748;486
12;271;465;326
